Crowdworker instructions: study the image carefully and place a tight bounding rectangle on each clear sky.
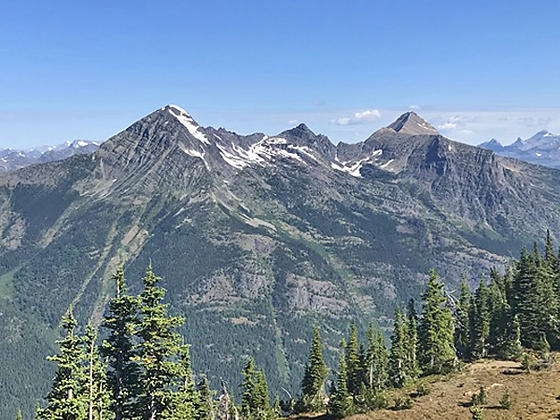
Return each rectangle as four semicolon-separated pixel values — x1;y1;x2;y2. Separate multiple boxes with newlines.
1;0;559;149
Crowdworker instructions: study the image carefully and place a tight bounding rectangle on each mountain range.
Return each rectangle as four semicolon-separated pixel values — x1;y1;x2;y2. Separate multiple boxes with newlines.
2;105;560;419
0;140;99;172
479;130;560;169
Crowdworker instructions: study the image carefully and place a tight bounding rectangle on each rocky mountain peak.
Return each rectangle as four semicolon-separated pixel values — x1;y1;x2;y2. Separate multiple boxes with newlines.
478;138;504;152
387;111;439;135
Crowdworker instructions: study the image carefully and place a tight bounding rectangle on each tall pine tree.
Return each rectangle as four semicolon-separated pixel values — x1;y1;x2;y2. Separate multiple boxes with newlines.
454;277;472;360
328;349;351;419
345;322;361;395
135;264;189;420
299;327;329;412
82;323;111;420
418;270;457;374
388;309;409;387
102;266;141;420
37;306;87;420
364;324;387;392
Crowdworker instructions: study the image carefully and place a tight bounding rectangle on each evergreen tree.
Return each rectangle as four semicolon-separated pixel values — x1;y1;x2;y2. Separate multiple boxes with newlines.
544;229;556;266
534;249;559;348
471;279;490;359
512;248;540;347
240;358;257;417
194;377;214;420
299;327;329;412
418;270;457;374
486;270;510;357
171;346;197;420
501;314;522;360
388;309;408;387
37;306;87;420
82;323;111;420
135;264;189;420
102;266;141;420
272;395;281;418
328;351;351;419
254;370;271;417
405;299;419;378
345;322;361;395
364;324;387;392
239;358;273;419
454;277;472;360
15;409;22;420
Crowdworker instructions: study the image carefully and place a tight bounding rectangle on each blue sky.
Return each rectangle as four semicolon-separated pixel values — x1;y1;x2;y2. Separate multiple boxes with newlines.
1;0;559;148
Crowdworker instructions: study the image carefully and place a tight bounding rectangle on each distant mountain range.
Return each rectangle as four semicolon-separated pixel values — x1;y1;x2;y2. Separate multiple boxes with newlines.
0;140;99;172
3;106;560;419
479;130;560;169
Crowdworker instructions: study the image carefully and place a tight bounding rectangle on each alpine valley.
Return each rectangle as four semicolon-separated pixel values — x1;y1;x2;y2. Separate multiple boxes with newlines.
3;105;560;419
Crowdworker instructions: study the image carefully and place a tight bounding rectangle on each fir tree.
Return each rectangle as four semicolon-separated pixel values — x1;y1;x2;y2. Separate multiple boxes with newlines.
512;248;540;347
544;229;556;266
388;309;408;387
299;327;329;412
135;264;189;420
171;346;197;419
454;277;472;360
37;306;87;420
471;279;490;359
405;299;419;378
240;358;273;419
82;323;110;420
345;322;361;395
328;350;351;419
102;266;141;420
364;324;387;392
501;314;522;360
534;249;559;348
272;395;281;418
418;270;457;374
194;377;214;420
240;358;257;417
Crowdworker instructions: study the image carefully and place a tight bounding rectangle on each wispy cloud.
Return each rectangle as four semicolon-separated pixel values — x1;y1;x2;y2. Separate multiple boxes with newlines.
427;110;560;145
333;109;381;126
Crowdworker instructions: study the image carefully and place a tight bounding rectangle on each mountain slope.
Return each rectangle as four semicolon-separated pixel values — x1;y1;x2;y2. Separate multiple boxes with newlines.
2;105;560;419
479;130;560;169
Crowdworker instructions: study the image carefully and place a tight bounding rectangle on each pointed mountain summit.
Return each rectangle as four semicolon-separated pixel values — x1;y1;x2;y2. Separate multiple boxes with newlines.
278;123;336;158
387;111;439;135
478;138;504;152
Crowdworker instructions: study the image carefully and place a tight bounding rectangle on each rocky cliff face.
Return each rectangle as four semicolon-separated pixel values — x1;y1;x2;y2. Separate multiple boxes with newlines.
2;105;560;418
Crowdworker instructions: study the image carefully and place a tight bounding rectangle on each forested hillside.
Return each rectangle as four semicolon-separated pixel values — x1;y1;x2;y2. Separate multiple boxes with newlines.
3;106;560;419
11;231;560;420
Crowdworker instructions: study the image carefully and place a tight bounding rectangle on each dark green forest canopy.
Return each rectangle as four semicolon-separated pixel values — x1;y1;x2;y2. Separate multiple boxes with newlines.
21;229;560;420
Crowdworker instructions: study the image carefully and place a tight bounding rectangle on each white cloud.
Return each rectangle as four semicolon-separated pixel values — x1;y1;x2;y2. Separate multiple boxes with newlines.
333;109;381;125
409;105;420;110
425;109;560;145
438;122;457;129
288;119;299;125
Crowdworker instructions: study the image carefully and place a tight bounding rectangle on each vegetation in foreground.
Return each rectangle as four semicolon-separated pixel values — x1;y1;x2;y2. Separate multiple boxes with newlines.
21;230;560;419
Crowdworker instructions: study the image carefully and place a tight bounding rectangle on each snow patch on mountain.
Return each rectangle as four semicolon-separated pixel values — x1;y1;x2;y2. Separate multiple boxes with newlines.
167;105;210;145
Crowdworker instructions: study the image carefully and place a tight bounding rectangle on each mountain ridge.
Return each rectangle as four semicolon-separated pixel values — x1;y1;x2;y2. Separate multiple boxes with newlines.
479;129;560;169
2;104;560;419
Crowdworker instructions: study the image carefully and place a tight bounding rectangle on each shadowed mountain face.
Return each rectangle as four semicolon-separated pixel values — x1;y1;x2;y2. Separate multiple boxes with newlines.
479;130;560;169
2;105;560;419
